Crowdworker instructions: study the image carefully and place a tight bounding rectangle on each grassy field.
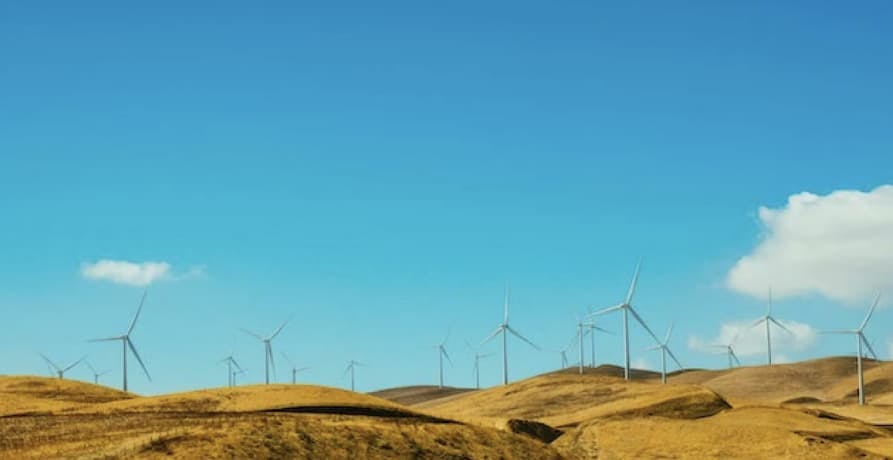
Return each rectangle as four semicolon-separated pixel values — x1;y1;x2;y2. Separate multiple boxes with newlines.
3;356;893;458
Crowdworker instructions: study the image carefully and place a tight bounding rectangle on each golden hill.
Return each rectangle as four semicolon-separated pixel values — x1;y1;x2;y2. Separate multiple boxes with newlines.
0;376;134;416
0;378;562;459
370;385;475;406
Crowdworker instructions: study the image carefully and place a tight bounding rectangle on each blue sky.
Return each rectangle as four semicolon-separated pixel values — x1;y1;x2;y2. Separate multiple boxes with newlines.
2;1;893;394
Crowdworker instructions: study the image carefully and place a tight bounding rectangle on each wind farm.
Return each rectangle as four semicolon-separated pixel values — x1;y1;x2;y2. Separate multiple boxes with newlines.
3;1;893;457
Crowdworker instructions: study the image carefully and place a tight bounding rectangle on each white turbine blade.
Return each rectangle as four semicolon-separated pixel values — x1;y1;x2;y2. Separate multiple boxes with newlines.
86;361;98;374
99;370;112;376
820;329;857;334
731;350;742;366
127;289;148;336
859;291;881;331
749;317;767;329
666;348;684;370
628;307;662;345
479;352;495;359
126;338;151;381
769;317;793;334
89;336;123;343
625;259;642;304
281;352;295;367
506;325;540;350
268;320;289;340
241;329;264;340
342;363;352;378
645;345;662;351
231;358;243;372
354;361;368;367
589;304;624;317
664;323;675;344
767;287;772;315
442;347;453;366
503;284;510;323
861;334;878;359
63;356;87;372
481;325;504;345
295;367;310;373
40;354;61;372
593;325;613;335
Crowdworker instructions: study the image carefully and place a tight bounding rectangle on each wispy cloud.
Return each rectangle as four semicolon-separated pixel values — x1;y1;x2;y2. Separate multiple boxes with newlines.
631;357;652;371
688;319;817;359
81;260;205;286
727;185;893;305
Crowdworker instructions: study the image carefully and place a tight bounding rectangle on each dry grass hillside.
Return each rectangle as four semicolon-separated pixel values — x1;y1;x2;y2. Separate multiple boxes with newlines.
370;385;474;406
0;377;562;459
5;357;893;459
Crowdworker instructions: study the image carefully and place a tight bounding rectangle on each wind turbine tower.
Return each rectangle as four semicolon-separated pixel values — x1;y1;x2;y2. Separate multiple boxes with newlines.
40;354;85;380
89;290;151;392
821;292;881;405
242;319;288;384
749;289;793;365
646;324;683;384
482;285;539;385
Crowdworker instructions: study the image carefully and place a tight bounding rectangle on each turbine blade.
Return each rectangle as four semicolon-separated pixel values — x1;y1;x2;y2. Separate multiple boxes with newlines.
88;336;123;343
442;348;453;366
281;351;294;367
731;350;742;366
593;326;613;335
343;363;352;378
126;338;151;381
646;345;662;351
749;317;767;329
267;344;276;378
819;329;857;335
589;304;624;317
666;348;684;370
241;329;264;340
63;356;87;372
85;361;98;374
625;258;642;304
664;323;675;344
861;334;878;359
504;284;510;323
127;289;148;336
769;317;793;334
296;367;310;373
232;358;243;372
481;325;504;345
269;320;289;340
628;307;663;345
39;354;61;372
506;325;540;350
859;291;881;331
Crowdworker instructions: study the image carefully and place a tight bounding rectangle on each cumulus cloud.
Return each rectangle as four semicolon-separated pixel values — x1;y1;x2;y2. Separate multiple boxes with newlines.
81;260;204;286
688;319;817;359
727;185;893;305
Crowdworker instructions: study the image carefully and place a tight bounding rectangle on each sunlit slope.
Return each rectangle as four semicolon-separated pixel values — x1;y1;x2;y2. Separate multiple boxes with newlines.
0;376;134;416
370;385;475;406
420;368;731;428
0;383;563;459
672;357;891;405
555;406;891;459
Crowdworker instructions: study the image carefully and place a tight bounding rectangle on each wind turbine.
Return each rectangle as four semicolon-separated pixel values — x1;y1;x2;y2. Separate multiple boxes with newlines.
433;331;452;388
589;260;664;380
281;352;309;384
821;291;881;406
233;368;246;386
574;317;588;374
481;285;539;385
344;360;366;392
89;290;151;392
85;361;111;385
584;316;612;367
712;334;741;369
749;289;792;365
646;324;683;384
241;319;288;384
220;354;243;388
40;354;85;380
466;340;493;390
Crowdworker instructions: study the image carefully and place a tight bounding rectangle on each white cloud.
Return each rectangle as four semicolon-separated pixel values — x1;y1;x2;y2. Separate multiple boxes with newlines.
688;319;817;359
81;260;204;286
727;185;893;305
